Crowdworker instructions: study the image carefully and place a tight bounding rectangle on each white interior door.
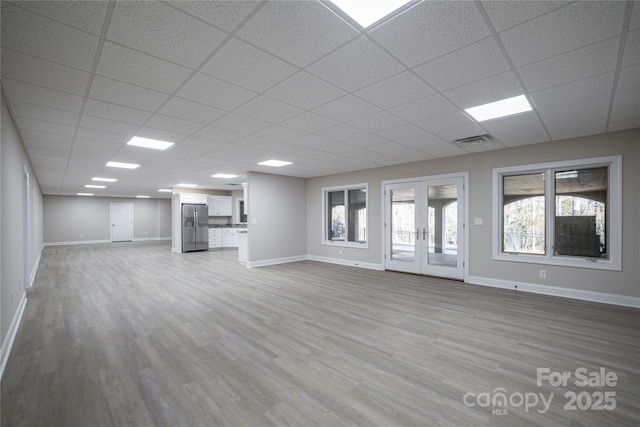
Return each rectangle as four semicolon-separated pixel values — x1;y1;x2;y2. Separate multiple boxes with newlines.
385;175;465;280
111;203;133;242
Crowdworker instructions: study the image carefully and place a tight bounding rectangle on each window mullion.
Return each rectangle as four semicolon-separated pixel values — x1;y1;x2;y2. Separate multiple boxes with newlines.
545;168;554;259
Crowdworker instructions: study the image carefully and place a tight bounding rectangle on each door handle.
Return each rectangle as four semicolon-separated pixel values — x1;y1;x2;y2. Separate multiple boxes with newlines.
415;228;419;241
423;228;427;240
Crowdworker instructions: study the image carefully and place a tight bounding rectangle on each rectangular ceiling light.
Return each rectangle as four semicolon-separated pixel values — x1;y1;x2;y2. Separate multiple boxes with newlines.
176;183;198;187
92;177;117;182
106;161;139;169
329;0;414;28
127;136;174;150
211;173;238;179
136;195;150;198
258;160;293;167
77;192;93;196
465;95;532;122
85;184;105;189
158;189;172;193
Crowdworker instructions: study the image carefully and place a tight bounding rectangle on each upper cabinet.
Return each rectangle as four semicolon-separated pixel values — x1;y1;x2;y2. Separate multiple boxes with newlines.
207;195;232;216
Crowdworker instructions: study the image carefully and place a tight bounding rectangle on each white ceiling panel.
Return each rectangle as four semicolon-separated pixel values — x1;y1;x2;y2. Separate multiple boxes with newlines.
106;1;226;68
413;38;510;92
1;2;99;71
481;1;570;32
176;73;256;111
518;38;620;92
354;71;435;109
96;42;192;94
499;2;626;67
307;36;405;92
235;96;303;124
2;49;90;96
1;1;636;197
200;37;298;93
371;1;490;67
236;0;358;68
264;71;346;110
312;95;380;123
3;79;83;112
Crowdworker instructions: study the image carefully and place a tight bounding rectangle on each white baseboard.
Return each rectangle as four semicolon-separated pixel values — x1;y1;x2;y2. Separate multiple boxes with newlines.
247;255;308;268
133;237;171;242
43;239;110;247
29;249;41;288
467;275;640;308
0;292;27;380
307;255;384;271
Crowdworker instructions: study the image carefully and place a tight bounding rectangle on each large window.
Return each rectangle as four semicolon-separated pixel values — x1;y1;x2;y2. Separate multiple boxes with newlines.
493;156;621;270
323;184;368;247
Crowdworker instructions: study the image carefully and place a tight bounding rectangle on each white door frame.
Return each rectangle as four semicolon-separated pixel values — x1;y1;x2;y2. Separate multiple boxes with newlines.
381;172;469;280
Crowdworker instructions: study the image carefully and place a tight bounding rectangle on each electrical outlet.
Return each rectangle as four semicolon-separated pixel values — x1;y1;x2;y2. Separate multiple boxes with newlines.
80;233;84;238
339;249;343;256
539;269;547;279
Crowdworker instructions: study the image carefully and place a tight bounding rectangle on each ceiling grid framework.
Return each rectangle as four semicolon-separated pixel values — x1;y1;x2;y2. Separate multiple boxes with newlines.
1;0;638;197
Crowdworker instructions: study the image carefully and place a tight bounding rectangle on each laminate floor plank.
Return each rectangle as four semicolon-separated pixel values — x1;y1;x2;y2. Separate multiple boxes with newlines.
2;241;639;426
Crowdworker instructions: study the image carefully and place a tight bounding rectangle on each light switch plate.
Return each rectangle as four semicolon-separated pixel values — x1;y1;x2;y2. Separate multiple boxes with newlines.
474;218;483;225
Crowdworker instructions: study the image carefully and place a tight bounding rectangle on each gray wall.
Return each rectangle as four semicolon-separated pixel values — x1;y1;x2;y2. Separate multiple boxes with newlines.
247;172;307;263
43;195;171;244
1;95;43;345
307;129;640;299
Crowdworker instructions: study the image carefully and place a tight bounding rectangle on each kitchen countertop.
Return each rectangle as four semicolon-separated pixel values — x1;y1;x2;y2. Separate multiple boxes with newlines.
208;224;247;228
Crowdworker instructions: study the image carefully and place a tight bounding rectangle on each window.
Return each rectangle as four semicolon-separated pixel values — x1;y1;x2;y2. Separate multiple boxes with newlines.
493;156;621;271
323;184;368;247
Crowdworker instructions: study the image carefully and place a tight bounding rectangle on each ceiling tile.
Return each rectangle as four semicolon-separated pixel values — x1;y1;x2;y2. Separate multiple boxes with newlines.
367;142;433;162
168;1;260;32
343;133;390;148
314;124;368;142
236;0;358;67
518;38;620;92
617;64;640;92
279;112;340;133
480;113;550;147
16;117;75;136
3;79;83;112
135;128;187;144
348;111;407;133
9;102;79;127
83;99;152;126
499;1;626;67
371;1;490;67
416;111;487;142
354;71;435;109
264;71;346;110
235;96;303;124
144;114;203;136
89;76;169;112
609;89;640;131
180;136;227;150
194;126;245;143
96;42;192;94
11;0;109;35
530;72;615;108
106;1;226;68
622;29;640;68
254;125;306;142
200;37;298;93
156;97;225;125
1;2;99;71
413;38;510;91
234;136;281;150
2;49;90;96
376;124;427;142
443;71;523;109
390;94;459;123
79;116;139;136
410;140;465;158
288;134;335;149
212;113;271;134
312;95;380;123
176;73;256;111
307;36;405;92
539;95;611;140
481;1;571;32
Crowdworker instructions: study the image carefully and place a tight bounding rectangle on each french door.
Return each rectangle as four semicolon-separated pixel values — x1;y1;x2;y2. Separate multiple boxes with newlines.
384;175;465;280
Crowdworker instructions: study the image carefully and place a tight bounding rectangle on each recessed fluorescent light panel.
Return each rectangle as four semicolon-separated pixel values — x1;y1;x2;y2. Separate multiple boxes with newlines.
127;136;174;150
258;160;292;167
158;189;172;193
136;195;150;198
211;173;238;179
465;95;532;122
329;0;414;28
85;184;105;189
92;177;117;182
176;183;198;187
77;193;93;196
106;161;139;169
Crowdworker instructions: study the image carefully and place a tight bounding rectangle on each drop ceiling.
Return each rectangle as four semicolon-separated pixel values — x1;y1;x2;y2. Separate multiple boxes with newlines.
1;0;638;198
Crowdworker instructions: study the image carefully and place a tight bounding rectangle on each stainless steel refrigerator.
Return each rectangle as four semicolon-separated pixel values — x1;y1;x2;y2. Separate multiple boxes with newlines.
182;203;208;252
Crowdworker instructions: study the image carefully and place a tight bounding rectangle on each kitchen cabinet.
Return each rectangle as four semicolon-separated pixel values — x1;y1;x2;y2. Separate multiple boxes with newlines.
208;228;222;249
207;195;232;216
222;228;239;248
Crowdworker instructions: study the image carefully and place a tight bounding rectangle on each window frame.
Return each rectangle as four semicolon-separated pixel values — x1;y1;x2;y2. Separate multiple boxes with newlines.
492;155;622;271
322;182;369;248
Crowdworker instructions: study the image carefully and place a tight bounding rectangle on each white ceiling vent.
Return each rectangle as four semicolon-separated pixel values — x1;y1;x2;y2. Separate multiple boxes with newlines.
453;134;497;146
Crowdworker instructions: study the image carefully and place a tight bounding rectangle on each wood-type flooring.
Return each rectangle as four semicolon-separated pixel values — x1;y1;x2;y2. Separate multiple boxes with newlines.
2;241;639;426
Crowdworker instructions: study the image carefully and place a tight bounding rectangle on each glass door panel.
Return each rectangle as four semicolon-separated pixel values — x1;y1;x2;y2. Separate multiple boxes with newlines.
386;184;420;273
